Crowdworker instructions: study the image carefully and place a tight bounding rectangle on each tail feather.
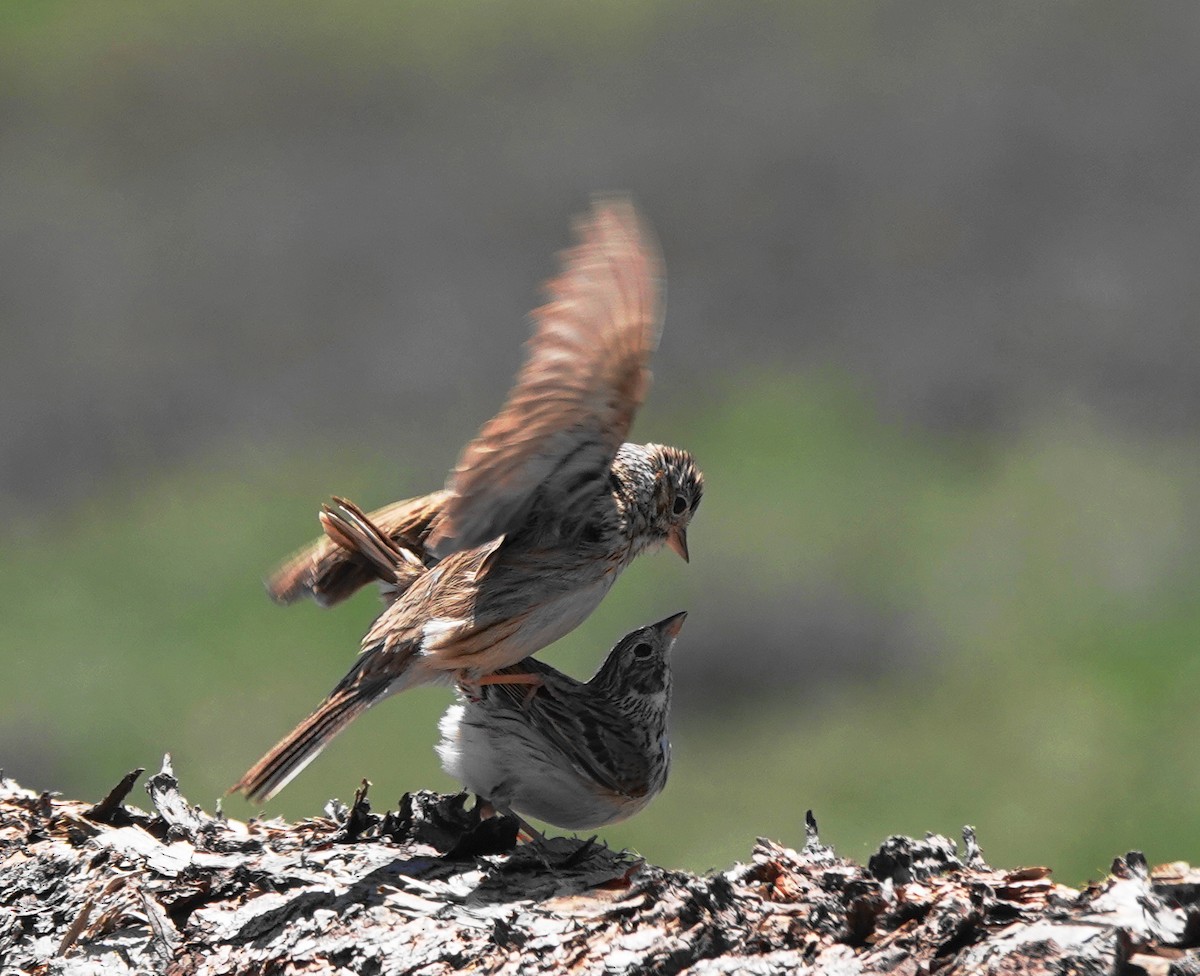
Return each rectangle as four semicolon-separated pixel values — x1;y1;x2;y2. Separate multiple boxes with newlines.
231;685;384;803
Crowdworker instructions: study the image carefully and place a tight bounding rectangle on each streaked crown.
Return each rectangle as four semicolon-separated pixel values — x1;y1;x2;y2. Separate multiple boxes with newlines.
613;443;703;561
590;611;686;699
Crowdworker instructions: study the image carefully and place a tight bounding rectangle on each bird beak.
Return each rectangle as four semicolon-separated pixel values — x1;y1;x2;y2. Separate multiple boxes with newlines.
666;526;690;562
657;610;688;640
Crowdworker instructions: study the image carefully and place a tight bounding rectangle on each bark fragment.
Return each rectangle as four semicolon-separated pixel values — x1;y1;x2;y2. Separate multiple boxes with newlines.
2;759;1198;975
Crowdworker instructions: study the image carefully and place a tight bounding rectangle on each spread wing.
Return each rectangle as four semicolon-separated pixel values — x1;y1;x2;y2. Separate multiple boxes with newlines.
267;490;450;607
425;197;664;558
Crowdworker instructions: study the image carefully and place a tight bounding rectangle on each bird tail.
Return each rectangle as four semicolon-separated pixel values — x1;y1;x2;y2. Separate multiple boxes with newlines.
230;684;385;803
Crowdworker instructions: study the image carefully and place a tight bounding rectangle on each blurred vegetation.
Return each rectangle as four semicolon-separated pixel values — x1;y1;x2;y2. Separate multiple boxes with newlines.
4;372;1198;881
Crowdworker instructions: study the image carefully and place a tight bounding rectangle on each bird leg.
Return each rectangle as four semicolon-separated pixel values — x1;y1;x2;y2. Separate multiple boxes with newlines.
473;673;545;688
495;806;556;871
476;797;546;846
458;671;544;703
511;814;547;846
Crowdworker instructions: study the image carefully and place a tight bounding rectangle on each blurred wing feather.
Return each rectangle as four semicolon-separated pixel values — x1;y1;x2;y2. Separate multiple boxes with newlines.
426;198;664;557
267;490;450;606
317;497;426;595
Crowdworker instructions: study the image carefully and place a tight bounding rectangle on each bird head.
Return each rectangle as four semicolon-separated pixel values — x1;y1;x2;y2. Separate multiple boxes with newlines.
615;442;703;561
591;611;687;701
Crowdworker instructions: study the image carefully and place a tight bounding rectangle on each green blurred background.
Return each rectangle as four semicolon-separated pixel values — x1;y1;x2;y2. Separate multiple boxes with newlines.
3;1;1199;882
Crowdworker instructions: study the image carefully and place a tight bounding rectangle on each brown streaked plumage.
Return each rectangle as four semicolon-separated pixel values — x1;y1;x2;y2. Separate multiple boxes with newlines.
437;612;686;831
233;199;703;803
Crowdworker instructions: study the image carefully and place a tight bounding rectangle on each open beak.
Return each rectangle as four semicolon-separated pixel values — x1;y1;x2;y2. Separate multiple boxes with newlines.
656;610;688;640
666;525;690;562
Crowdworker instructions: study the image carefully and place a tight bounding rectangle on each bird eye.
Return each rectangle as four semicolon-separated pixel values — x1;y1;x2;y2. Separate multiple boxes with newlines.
632;642;653;659
672;496;688;516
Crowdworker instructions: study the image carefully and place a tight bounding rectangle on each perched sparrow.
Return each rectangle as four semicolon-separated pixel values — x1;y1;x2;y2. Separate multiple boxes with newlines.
438;612;686;832
233;199;703;802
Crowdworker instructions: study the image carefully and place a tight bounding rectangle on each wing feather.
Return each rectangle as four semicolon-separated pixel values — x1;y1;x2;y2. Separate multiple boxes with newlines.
426;198;664;557
481;661;653;797
267;490;449;606
527;683;653;797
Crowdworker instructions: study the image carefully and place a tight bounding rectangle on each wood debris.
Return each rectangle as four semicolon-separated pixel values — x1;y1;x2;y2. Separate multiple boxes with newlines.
2;757;1198;975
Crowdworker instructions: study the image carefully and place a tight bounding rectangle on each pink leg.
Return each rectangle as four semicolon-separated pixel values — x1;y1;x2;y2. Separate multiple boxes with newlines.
473;673;544;688
459;671;545;701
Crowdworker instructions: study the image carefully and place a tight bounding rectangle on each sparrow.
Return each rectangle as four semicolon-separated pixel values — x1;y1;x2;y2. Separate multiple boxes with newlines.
233;198;703;802
437;612;686;832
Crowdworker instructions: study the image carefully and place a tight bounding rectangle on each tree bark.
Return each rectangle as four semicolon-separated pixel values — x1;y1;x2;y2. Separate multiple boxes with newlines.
2;757;1198;975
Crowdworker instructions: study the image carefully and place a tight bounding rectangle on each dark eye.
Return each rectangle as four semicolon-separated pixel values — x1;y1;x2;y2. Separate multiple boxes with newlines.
632;642;653;659
672;496;688;516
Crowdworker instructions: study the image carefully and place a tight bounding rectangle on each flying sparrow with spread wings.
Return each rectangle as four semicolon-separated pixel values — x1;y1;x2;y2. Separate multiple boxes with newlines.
232;199;703;803
438;612;686;833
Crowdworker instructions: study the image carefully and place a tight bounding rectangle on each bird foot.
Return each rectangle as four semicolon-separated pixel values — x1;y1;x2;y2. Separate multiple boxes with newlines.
460;672;545;704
